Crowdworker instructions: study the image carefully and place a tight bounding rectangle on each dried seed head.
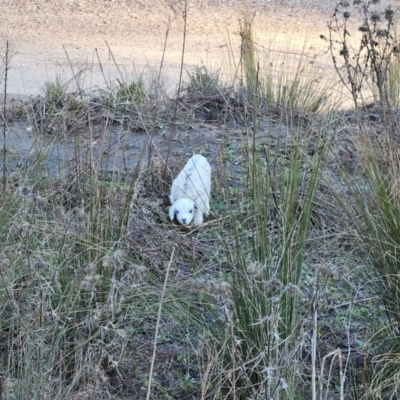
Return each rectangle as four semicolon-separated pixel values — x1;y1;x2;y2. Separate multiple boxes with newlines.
385;8;394;20
102;255;114;268
113;249;126;260
340;46;349;57
192;277;209;290
82;274;103;289
234;336;243;347
377;29;388;37
19;186;31;196
266;278;283;295
205;281;219;295
91;274;102;285
115;281;126;292
318;264;333;279
2;247;14;254
113;249;127;269
10;171;21;183
85;315;99;329
284;283;301;297
359;25;368;32
128;264;148;280
35;195;46;205
343;11;350;19
54;206;65;218
0;256;10;269
84;262;97;274
219;281;231;295
81;278;94;291
247;261;263;276
74;207;87;222
135;264;148;274
335;265;348;279
44;225;53;235
370;12;380;22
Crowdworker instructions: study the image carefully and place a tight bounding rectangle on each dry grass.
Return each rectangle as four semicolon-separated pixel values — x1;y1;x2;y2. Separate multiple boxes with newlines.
2;7;400;398
0;75;371;400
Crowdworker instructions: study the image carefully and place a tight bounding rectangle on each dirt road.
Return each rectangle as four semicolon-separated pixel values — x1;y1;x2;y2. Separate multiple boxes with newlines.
0;0;334;98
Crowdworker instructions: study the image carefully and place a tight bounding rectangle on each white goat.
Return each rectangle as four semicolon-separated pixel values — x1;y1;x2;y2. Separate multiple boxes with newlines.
169;154;211;226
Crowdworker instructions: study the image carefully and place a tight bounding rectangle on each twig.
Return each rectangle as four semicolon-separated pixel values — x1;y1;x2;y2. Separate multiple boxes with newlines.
156;16;171;95
311;286;318;400
146;247;175;400
63;46;85;98
2;40;10;192
95;47;111;91
164;0;188;175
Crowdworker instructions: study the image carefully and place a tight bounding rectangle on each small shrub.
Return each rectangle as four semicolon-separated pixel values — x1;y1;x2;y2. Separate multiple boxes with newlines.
185;65;222;96
328;0;400;107
115;77;149;106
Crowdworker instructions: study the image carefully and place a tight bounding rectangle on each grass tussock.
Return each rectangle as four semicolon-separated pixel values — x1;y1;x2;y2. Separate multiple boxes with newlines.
332;123;400;399
222;127;326;398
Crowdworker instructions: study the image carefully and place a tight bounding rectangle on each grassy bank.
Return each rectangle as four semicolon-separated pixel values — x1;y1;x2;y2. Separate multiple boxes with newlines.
1;2;400;399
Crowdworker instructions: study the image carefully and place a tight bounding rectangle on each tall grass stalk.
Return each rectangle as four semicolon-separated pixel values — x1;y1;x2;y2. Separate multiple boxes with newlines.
239;9;257;94
387;53;400;107
146;247;175;400
1;40;12;191
164;0;188;174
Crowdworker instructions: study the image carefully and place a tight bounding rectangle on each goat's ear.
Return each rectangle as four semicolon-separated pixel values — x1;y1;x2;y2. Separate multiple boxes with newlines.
169;204;176;222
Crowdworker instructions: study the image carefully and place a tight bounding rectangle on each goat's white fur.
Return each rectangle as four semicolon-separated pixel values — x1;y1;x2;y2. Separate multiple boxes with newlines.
169;154;211;226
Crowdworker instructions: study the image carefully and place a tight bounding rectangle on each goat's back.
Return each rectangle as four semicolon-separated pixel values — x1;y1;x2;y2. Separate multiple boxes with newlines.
170;154;211;202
